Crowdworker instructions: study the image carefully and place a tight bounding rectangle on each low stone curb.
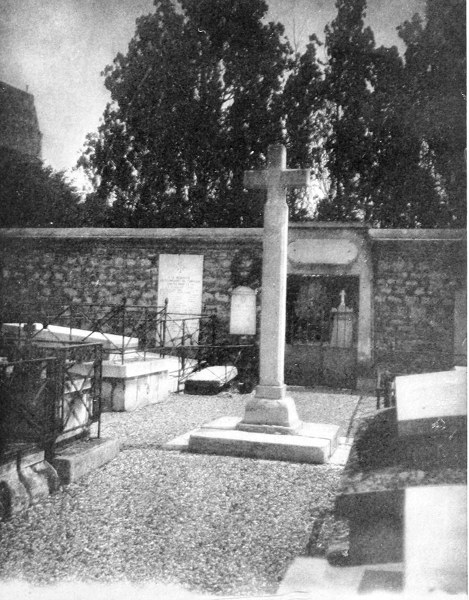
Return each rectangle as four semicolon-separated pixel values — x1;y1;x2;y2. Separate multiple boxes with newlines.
50;437;120;485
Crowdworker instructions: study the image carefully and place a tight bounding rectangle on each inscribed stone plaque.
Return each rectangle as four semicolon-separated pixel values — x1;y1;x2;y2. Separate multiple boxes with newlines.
230;286;256;335
288;239;358;264
158;254;204;344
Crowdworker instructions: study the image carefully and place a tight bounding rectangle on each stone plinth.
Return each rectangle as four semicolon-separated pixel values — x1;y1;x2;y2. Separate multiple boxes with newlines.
188;416;339;464
100;357;171;412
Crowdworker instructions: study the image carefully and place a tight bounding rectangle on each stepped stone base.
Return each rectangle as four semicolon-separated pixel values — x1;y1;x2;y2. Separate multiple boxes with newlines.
188;416;339;464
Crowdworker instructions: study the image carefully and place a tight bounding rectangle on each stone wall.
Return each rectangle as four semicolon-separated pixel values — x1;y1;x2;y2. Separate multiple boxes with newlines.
0;229;262;340
0;227;465;377
372;238;466;373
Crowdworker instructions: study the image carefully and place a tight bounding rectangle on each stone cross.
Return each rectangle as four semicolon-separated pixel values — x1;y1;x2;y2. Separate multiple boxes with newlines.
238;144;310;433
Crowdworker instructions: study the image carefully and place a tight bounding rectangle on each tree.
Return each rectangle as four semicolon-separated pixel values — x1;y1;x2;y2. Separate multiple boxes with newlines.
318;0;377;221
398;0;466;226
0;147;82;227
281;36;333;218
312;0;464;227
79;0;293;227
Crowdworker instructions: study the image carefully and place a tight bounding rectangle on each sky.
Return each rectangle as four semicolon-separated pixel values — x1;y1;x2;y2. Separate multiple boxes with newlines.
1;0;426;180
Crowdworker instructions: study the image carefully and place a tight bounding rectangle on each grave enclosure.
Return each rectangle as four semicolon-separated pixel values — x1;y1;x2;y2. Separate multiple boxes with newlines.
0;225;465;389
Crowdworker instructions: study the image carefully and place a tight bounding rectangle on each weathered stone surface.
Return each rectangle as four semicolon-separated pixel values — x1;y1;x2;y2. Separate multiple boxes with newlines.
50;438;120;484
189;417;339;464
395;368;467;437
405;485;467;595
100;359;170;411
0;448;60;520
184;366;238;395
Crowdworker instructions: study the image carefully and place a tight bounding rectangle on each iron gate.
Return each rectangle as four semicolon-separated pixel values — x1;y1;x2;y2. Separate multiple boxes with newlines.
285;276;358;388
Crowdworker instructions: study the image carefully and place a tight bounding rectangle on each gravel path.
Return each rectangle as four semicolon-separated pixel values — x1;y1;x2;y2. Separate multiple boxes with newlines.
0;390;374;597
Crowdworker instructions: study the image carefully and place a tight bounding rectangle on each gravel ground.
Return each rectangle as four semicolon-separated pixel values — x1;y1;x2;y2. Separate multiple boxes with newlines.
0;389;375;597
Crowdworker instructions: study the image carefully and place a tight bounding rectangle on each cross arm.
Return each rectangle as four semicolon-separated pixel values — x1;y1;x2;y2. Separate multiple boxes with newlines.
244;168;311;190
280;169;310;189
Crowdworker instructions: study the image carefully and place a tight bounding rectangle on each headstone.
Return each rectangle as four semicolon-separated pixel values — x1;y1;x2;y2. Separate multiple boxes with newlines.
157;254;204;344
229;286;256;335
330;290;354;348
395;367;467;437
184;366;238;395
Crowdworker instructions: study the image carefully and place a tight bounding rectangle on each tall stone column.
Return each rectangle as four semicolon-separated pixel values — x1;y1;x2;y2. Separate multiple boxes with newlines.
237;144;310;433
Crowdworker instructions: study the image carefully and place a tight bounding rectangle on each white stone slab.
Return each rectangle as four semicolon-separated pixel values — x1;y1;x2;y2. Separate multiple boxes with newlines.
230;286;257;335
395;368;466;436
188;418;340;464
186;366;237;382
2;323;138;352
404;485;467;595
157;254;203;315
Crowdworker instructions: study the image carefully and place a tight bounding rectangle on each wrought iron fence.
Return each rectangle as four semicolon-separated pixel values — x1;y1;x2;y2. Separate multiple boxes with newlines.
0;342;103;460
0;300;222;364
0;300;254;392
0;299;168;363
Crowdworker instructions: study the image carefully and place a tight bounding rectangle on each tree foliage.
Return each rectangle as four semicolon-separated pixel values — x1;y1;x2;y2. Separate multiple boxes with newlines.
79;0;292;227
0;147;82;227
80;0;465;229
313;0;465;227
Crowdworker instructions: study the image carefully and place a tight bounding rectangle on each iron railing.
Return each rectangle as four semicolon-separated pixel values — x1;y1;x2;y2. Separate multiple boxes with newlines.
0;300;255;392
0;299;169;363
0;342;103;460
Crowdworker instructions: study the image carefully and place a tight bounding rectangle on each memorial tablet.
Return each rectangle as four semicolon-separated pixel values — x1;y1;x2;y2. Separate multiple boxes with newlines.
158;254;204;344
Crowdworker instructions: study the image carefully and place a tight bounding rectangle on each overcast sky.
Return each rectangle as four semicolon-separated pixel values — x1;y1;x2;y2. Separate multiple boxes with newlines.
1;0;425;176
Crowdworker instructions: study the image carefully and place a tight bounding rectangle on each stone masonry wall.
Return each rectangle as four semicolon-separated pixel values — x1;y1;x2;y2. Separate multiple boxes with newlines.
0;229;465;376
0;232;263;341
373;240;466;373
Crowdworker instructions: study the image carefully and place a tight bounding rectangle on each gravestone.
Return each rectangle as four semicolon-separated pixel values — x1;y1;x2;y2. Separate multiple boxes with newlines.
229;286;256;335
157;254;203;315
395;367;467;437
157;254;204;343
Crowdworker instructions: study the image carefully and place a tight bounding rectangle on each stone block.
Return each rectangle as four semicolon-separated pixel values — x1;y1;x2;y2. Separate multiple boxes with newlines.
0;467;29;520
395;367;467;437
50;438;120;485
184;366;238;395
405;485;467;595
100;358;171;411
0;448;59;520
189;417;339;464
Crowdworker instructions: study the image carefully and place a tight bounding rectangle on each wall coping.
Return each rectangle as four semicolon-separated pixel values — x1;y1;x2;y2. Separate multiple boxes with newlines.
369;229;466;241
0;228;263;241
0;226;465;243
